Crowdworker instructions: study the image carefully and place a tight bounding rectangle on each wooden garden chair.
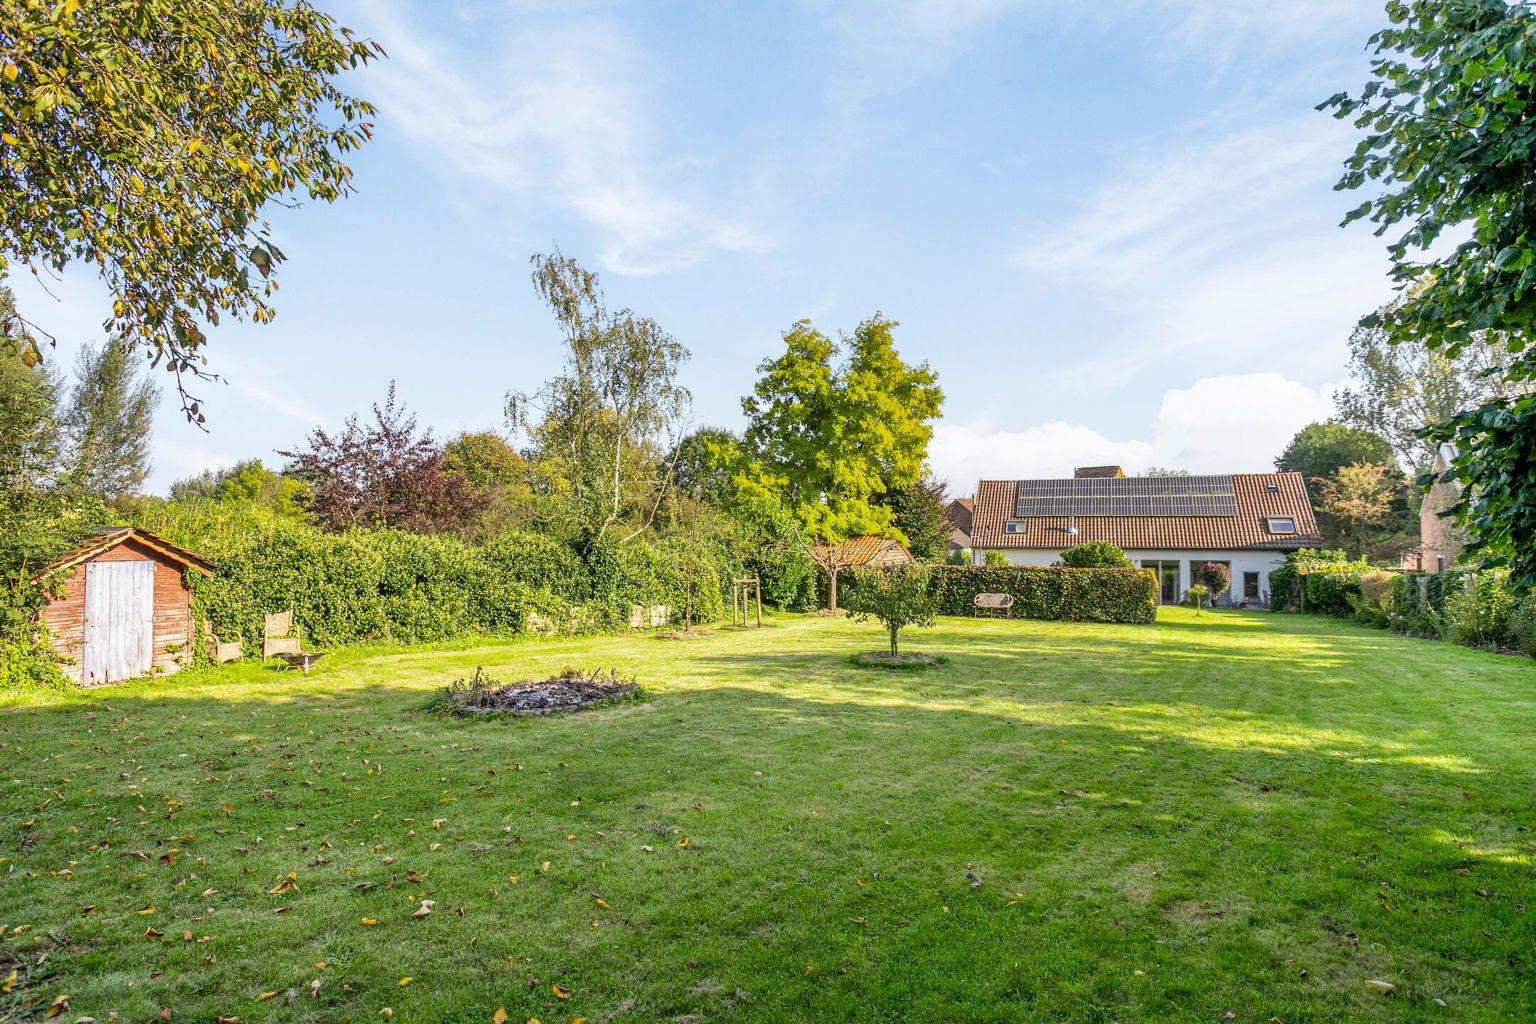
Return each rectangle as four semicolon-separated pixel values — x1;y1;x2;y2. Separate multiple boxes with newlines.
262;610;303;659
203;622;243;663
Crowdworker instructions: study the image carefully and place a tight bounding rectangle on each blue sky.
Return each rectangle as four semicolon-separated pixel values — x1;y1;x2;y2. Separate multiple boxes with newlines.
12;0;1399;496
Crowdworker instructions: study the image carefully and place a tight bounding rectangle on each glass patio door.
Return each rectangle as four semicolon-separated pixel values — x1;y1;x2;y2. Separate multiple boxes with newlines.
1140;560;1180;603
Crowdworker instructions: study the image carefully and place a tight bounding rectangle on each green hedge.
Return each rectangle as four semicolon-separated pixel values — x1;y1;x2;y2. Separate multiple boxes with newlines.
129;501;734;657
926;565;1158;623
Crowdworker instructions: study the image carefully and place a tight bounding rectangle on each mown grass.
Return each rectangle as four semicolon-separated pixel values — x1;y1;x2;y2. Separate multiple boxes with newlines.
0;608;1532;1023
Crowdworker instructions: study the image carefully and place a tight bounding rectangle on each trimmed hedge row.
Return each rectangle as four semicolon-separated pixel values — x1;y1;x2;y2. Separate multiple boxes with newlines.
927;565;1158;623
130;502;737;657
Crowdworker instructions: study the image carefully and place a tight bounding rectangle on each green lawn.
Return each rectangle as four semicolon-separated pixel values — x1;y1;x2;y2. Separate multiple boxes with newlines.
1;609;1533;1023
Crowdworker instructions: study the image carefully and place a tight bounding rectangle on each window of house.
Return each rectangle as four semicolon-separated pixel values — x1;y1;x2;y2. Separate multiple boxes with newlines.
1243;572;1260;600
1004;520;1025;534
1264;516;1296;534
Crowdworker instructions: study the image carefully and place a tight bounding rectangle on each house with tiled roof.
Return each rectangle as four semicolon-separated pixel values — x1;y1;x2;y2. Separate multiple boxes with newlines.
945;497;973;555
969;467;1321;607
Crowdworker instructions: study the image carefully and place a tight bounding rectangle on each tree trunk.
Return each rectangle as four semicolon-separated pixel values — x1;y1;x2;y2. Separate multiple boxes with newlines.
828;568;839;612
889;625;899;655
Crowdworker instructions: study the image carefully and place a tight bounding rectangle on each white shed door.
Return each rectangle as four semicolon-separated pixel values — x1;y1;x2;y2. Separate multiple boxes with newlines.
83;561;155;684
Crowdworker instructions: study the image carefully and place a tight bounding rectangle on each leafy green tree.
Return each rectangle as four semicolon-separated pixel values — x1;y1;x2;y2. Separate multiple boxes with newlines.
1276;422;1397;485
671;426;739;507
442;431;528;491
508;252;690;544
0;283;61;491
738;315;942;607
171;458;309;516
1322;0;1536;587
982;550;1008;566
1060;540;1132;569
847;564;936;655
1335;315;1519;473
59;337;160;497
881;477;951;562
0;1;382;416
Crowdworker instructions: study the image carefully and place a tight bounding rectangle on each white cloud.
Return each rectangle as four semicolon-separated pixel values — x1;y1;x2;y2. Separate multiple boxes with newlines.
932;371;1335;490
1016;114;1349;283
347;1;770;275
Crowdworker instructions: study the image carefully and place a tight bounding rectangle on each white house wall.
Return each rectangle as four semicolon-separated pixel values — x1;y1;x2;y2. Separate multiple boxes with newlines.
972;548;1288;606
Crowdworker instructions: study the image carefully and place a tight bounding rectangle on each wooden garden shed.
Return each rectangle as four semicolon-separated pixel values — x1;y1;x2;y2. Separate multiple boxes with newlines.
39;528;213;686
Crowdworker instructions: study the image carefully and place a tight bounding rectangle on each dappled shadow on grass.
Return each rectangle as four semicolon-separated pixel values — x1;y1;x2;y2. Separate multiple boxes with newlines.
1;617;1533;1021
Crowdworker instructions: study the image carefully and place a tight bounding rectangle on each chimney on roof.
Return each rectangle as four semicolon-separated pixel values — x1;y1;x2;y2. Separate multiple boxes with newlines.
1074;465;1124;478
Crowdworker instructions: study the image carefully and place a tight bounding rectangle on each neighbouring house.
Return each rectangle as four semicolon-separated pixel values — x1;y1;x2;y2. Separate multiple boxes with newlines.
968;467;1321;607
945;497;973;556
1402;444;1463;574
39;528;214;686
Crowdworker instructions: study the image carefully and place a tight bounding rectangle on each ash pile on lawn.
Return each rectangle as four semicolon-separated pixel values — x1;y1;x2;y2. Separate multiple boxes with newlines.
436;667;638;716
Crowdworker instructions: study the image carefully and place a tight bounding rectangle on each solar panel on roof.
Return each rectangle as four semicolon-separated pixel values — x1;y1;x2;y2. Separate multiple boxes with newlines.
1013;475;1236;517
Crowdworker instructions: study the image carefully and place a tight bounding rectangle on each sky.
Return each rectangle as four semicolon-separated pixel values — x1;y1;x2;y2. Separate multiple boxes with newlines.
9;0;1401;497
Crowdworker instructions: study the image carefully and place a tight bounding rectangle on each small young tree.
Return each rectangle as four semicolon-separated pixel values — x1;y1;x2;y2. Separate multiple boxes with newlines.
1060;540;1132;568
1197;562;1231;605
1184;583;1210;615
847;563;935;655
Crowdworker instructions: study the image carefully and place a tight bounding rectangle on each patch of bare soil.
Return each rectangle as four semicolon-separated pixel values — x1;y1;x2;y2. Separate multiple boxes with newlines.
436;667;639;717
656;629;711;641
851;651;945;670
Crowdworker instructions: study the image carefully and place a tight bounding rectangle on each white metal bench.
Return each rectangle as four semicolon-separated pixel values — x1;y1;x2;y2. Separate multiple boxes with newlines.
973;592;1014;618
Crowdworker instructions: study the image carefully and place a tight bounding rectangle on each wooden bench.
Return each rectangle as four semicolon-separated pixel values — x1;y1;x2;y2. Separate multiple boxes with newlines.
973;592;1014;618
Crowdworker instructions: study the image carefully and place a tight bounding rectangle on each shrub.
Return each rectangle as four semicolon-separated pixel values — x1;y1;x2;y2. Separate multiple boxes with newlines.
1196;562;1231;604
1510;596;1536;658
1444;571;1517;650
982;550;1008;566
927;566;1157;624
1060;541;1132;569
847;564;936;654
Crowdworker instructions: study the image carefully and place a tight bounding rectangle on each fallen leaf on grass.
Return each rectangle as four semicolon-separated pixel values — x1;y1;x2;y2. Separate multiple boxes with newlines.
46;994;70;1018
268;873;299;895
676;837;689;848
398;977;412;987
257;993;276;1002
552;983;572;999
492;1010;508;1024
413;900;434;917
143;927;162;939
591;894;610;909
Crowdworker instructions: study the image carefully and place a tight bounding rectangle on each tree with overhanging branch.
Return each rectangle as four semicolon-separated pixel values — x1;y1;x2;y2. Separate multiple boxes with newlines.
1322;0;1536;588
0;0;383;419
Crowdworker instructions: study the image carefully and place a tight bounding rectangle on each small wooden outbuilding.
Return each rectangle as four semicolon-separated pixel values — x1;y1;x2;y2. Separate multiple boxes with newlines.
39;528;213;686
